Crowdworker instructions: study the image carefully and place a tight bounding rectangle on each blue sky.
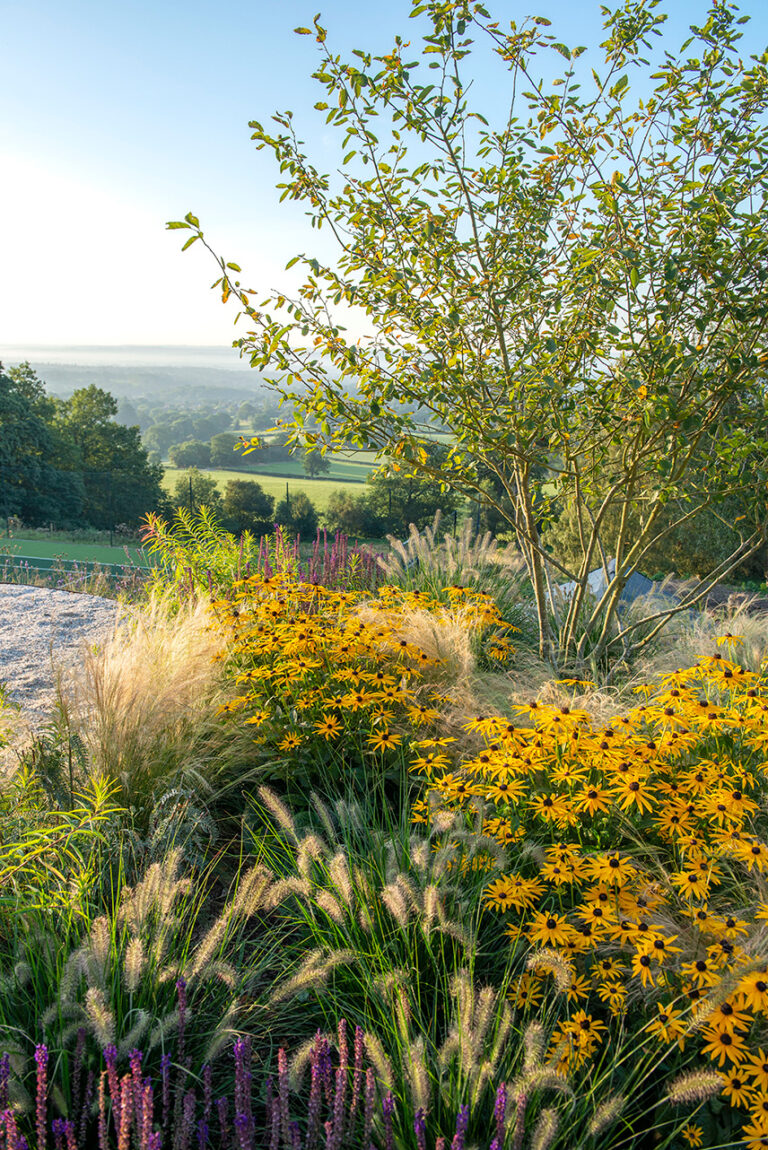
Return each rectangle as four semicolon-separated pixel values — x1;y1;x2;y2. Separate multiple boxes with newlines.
2;0;767;347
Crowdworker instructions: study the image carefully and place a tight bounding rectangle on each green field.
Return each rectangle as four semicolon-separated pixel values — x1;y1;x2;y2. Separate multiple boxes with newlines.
162;468;366;512
0;539;152;566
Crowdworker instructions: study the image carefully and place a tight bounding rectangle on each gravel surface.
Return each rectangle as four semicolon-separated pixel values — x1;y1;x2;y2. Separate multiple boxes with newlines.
0;585;123;725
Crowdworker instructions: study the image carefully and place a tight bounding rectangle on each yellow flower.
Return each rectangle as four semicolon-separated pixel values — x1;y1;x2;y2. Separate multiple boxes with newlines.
701;1025;748;1066
277;732;302;751
367;729;402;753
680;1124;704;1148
314;713;342;740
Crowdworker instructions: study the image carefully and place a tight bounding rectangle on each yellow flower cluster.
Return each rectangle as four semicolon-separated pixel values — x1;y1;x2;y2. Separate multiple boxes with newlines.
418;649;768;1143
214;572;509;777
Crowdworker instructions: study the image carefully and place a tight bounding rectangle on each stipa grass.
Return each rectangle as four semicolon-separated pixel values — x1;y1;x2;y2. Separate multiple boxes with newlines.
55;591;256;821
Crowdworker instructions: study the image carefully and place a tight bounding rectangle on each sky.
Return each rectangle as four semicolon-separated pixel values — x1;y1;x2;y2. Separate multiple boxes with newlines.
2;0;768;351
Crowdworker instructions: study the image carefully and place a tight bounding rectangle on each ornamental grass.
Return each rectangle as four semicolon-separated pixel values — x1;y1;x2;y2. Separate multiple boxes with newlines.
7;532;768;1147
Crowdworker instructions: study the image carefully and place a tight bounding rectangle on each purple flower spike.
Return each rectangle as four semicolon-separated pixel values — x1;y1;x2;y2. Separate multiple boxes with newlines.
451;1105;469;1150
413;1108;427;1150
52;1118;66;1150
217;1098;229;1150
382;1093;395;1150
35;1043;48;1150
0;1054;11;1113
494;1082;507;1144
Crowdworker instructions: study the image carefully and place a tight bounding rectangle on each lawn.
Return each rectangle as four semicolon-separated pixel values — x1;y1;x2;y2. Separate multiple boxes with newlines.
0;538;152;566
162;466;367;511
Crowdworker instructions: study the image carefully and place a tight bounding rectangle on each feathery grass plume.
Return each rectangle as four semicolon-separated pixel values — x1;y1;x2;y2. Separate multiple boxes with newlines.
310;793;338;841
523;1023;546;1074
403;1037;431;1114
409;841;431;873
530;1107;559;1150
314;891;346;924
363;1031;393;1092
56;590;247;819
665;1070;723;1105
327;852;354;908
267;877;312;907
375;970;412;1045
422;885;440;932
526;950;573;994
189;866;276;980
394;874;421;915
267;949;356;1007
381;883;410;928
289;1032;331;1090
123;937;146;994
296;834;328;881
88;917;112;977
147;1008;180;1052
333;798;364;837
202;1001;240;1064
258;786;299;844
587;1095;626;1138
231;864;276;918
84;987;115;1048
117;850;188;934
12;962;31;989
116;1011;151;1058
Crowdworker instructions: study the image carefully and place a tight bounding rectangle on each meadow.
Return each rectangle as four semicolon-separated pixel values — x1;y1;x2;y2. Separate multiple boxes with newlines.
161;466;368;512
0;514;767;1148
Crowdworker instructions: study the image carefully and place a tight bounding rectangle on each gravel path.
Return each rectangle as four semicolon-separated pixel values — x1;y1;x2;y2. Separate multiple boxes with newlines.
0;585;123;725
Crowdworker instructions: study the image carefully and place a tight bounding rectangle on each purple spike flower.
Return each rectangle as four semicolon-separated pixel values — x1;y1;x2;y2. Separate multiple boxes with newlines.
451;1105;469;1150
160;1054;171;1132
176;980;188;1067
413;1109;427;1150
35;1043;48;1150
216;1098;229;1150
348;1027;364;1129
494;1082;507;1145
382;1093;395;1150
362;1069;375;1149
104;1045;121;1134
278;1049;291;1146
0;1053;10;1111
306;1034;323;1150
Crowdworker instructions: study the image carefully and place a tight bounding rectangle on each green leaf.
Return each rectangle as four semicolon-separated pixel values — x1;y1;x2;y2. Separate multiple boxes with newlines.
630;267;640;289
166;221;189;230
181;236;199;251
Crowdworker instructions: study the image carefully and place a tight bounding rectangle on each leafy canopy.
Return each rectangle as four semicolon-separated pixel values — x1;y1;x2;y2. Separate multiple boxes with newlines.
169;0;768;672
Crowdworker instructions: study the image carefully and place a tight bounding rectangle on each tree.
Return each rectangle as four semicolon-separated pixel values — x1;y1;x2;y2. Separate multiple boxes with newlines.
221;479;275;535
53;384;166;529
168;440;212;469
324;489;384;538
0;363;84;526
302;446;331;477
275;490;319;536
210;432;242;467
171;468;223;514
169;2;768;672
364;444;464;535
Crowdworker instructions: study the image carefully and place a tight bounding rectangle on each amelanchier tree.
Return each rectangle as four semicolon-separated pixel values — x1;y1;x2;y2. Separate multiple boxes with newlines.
169;0;768;672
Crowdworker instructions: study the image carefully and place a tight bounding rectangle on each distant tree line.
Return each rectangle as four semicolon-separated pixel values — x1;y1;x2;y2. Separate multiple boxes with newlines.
0;363;166;530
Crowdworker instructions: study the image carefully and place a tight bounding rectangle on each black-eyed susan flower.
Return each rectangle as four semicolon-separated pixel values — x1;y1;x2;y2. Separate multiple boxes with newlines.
314;713;342;740
720;1069;753;1107
701;1025;748;1066
367;729;402;753
680;1124;704;1149
737;970;768;1014
744;1050;768;1093
527;911;573;948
